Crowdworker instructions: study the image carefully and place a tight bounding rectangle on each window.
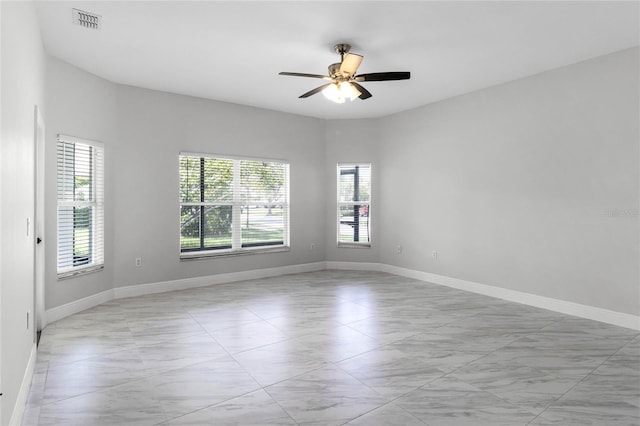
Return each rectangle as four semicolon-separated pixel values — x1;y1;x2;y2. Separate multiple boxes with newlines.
337;163;371;246
179;153;289;257
57;135;105;277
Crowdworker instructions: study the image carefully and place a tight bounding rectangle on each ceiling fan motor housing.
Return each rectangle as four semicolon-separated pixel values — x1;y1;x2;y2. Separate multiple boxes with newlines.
328;63;342;78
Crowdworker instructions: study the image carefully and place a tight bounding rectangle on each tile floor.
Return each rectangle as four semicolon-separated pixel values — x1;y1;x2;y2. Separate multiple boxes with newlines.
22;270;640;425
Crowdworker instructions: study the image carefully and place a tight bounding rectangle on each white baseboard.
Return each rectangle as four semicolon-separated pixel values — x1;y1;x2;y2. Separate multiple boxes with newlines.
335;262;639;331
326;261;380;271
9;344;37;426
45;289;114;325
43;260;639;331
44;262;328;325
113;262;327;299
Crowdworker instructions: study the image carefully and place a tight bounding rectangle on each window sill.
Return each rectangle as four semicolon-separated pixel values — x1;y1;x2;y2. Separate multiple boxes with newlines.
180;246;290;261
58;264;104;280
337;243;371;248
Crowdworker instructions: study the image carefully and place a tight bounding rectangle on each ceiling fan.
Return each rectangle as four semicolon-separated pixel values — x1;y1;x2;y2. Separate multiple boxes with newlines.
279;43;410;103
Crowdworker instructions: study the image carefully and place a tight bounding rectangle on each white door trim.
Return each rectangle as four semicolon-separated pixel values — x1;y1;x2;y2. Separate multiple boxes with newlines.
34;105;45;333
0;3;4;418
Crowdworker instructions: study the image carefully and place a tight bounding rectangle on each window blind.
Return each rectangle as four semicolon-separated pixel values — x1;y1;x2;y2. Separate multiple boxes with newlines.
57;135;104;276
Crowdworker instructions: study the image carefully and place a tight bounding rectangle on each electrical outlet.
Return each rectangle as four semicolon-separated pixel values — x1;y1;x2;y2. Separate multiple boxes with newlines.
432;251;438;260
135;257;142;267
396;245;402;254
310;243;315;251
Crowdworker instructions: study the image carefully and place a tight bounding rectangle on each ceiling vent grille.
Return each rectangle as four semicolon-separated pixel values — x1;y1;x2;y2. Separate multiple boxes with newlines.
72;9;101;30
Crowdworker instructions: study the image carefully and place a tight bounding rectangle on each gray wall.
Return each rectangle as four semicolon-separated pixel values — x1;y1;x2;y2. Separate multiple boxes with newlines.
44;58;117;309
0;2;45;423
112;85;326;288
42;47;639;319
44;61;327;308
378;48;639;315
324;119;380;263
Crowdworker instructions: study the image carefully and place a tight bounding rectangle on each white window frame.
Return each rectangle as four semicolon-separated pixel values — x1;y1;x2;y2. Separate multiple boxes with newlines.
337;163;372;248
56;134;105;278
179;152;290;259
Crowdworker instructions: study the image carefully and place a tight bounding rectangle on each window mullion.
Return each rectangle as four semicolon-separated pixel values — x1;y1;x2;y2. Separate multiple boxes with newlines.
232;160;242;250
58;200;96;207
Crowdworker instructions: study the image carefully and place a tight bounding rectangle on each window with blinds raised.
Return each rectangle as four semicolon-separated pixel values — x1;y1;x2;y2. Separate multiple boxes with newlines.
57;135;105;277
337;163;371;247
179;153;289;257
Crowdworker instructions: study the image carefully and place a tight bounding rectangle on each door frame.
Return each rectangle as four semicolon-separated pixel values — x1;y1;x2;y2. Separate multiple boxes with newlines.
0;3;3;417
34;105;45;335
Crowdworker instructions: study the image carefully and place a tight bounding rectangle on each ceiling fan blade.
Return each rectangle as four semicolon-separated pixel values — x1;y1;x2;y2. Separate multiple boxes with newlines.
279;72;331;80
351;82;372;100
339;53;363;77
355;72;411;82
299;83;333;98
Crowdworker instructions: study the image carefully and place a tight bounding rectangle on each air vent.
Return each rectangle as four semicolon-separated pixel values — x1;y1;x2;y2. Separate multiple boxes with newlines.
72;9;101;30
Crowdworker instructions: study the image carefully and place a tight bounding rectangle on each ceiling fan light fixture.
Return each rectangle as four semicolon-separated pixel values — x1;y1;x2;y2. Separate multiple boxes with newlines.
322;83;341;103
341;81;361;100
322;82;361;104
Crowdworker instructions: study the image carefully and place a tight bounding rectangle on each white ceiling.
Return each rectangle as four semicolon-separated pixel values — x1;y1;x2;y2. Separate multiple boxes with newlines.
35;1;639;120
